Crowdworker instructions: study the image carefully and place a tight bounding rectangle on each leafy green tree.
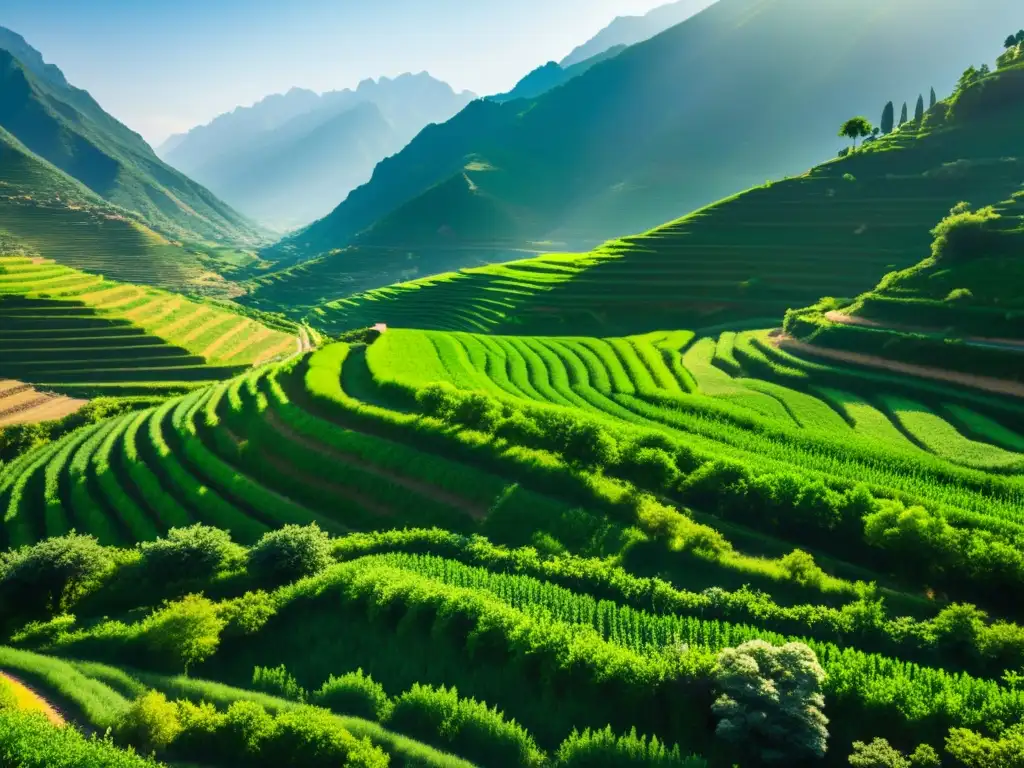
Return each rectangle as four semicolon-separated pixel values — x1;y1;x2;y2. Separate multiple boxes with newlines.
0;533;112;614
849;737;909;767
899;102;908;126
946;723;1024;767
312;669;393;721
880;102;895;134
712;640;828;764
141;594;226;674
139;524;243;583
113;691;182;755
247;523;333;586
1018;30;1024;45
909;744;941;767
839;116;873;150
1007;33;1021;49
930;88;937;108
915;94;925;122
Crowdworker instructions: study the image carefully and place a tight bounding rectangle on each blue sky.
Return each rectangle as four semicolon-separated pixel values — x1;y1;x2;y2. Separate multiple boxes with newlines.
1;0;668;145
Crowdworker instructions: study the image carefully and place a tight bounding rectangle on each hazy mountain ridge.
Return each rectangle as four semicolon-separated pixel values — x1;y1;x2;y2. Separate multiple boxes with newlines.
490;45;627;103
160;73;476;230
559;0;715;67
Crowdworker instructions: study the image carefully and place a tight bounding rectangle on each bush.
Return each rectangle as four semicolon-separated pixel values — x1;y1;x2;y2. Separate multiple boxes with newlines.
138;525;243;583
0;533;112;616
849;737;909;767
311;669;392;721
219;590;277;636
247;524;333;586
388;683;546;768
0;678;18;710
113;691;182;755
930;205;1005;263
0;708;159;767
554;725;704;767
946;723;1024;767
141;594;226;673
780;549;827;589
252;665;306;702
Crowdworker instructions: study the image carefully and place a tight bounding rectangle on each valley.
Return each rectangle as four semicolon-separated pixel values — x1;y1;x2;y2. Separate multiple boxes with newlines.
1;5;1023;768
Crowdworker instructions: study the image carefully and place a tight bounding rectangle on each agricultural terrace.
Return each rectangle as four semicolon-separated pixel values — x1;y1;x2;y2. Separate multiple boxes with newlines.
5;328;1024;759
0;380;86;427
0;255;298;396
307;59;1024;338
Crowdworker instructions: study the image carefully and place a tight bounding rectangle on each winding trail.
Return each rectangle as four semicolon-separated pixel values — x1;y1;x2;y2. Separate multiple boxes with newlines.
0;671;66;726
776;334;1024;399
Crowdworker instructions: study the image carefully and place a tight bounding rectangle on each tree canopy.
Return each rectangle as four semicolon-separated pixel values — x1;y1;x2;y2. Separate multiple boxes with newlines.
839;116;873;149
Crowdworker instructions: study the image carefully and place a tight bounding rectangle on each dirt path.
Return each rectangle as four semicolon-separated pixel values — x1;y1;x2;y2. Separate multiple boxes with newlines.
0;671;66;726
776;335;1024;398
825;310;1024;352
264;409;488;520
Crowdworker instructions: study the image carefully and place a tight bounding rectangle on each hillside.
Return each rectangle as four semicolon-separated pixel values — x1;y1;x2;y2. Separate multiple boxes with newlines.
785;49;1024;385
0;29;261;248
0;253;298;396
490;45;627;103
270;0;1019;269
559;0;714;67
299;44;1024;337
161;74;476;230
3;325;1024;764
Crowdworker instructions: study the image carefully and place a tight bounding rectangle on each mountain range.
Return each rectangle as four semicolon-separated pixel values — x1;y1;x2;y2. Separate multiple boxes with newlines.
158;74;476;230
0;26;260;248
271;0;1021;268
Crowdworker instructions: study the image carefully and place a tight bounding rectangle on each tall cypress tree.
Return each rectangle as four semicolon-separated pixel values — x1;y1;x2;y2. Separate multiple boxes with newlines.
899;102;908;126
915;94;925;122
930;88;937;108
880;101;895;134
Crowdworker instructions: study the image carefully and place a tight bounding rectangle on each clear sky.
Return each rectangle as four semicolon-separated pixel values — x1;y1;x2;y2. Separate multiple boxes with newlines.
0;0;669;146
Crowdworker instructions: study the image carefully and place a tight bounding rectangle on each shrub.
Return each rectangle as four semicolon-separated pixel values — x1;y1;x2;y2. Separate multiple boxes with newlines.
247;524;334;586
0;533;112;615
141;594;226;673
909;744;941;767
713;640;828;764
614;446;678;490
113;691;182;755
554;725;704;767
849;737;909;767
946;723;1024;767
946;287;974;303
0;678;18;710
930;205;1005;263
219;590;277;636
780;549;827;589
252;665;306;702
0;708;159;767
388;683;546;768
311;669;392;721
138;525;243;583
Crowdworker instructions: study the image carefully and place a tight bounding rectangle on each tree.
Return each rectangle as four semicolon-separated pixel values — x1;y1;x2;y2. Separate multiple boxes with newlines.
712;640;829;764
1008;33;1021;49
0;533;112;615
113;692;182;754
899;102;908;127
141;594;226;674
880;102;895;134
139;524;243;583
915;94;925;122
946;723;1024;767
839;116;873;151
930;88;937;108
247;523;334;586
1018;30;1024;45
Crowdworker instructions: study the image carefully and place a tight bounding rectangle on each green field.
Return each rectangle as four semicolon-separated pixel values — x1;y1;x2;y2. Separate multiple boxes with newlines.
0;255;298;396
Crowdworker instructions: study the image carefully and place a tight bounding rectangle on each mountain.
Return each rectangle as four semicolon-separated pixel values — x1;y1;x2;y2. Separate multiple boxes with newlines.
160;74;476;230
291;34;1024;337
0;27;261;248
560;0;714;67
273;0;1021;269
491;45;627;103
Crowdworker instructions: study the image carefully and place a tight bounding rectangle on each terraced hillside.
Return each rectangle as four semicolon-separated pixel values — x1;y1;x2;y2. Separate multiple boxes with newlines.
302;48;1024;336
5;331;1024;764
0;255;298;395
0;380;85;426
786;195;1024;386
